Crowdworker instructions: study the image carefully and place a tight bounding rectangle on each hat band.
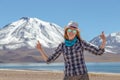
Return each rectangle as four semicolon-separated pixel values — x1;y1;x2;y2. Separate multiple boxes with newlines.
69;26;77;28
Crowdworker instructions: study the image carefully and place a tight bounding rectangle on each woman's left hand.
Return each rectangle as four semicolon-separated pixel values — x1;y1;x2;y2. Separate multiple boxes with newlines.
100;31;106;42
100;31;106;49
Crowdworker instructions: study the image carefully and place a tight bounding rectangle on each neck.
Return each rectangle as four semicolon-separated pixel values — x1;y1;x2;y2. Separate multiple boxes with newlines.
68;37;76;40
69;38;74;40
65;37;77;46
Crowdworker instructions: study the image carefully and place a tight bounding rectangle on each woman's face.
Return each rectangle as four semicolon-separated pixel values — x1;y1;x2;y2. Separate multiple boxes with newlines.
66;27;77;40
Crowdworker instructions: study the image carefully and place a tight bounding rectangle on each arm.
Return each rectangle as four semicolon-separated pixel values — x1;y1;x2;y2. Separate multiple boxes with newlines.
36;41;48;62
82;32;106;55
36;41;63;63
99;32;106;49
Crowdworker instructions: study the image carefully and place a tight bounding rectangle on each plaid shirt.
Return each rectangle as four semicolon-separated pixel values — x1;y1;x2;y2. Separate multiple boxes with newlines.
47;39;105;76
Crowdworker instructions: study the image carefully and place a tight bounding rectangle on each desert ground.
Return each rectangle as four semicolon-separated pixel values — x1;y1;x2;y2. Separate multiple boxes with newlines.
0;69;120;80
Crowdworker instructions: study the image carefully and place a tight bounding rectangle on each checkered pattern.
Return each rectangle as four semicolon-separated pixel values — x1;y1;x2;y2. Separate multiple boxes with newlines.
47;39;105;76
64;73;89;80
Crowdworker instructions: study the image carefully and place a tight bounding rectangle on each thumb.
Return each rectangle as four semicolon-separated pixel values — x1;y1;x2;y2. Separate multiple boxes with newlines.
37;40;40;44
102;31;104;35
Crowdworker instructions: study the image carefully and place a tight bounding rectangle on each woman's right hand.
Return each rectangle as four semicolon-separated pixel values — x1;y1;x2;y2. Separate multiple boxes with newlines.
36;41;42;51
36;41;48;62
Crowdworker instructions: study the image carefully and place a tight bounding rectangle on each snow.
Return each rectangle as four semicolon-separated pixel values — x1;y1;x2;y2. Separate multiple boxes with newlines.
90;32;120;54
1;17;120;54
0;17;64;50
106;46;113;48
110;33;116;36
105;49;116;54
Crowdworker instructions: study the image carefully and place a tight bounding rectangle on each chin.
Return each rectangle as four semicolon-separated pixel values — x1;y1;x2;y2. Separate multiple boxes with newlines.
69;37;74;40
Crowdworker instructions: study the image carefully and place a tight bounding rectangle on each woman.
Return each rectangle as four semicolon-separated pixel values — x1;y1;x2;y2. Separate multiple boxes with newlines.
36;21;106;80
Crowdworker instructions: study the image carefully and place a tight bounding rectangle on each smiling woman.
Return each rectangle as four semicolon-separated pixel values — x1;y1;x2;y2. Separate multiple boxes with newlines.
36;21;106;80
64;21;81;41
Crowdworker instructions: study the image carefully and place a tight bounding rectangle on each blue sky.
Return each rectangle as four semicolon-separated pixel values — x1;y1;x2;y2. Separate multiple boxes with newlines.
0;0;120;41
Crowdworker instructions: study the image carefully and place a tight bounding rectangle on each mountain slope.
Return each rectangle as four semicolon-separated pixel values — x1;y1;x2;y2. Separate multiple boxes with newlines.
0;17;64;50
0;17;120;62
90;32;120;54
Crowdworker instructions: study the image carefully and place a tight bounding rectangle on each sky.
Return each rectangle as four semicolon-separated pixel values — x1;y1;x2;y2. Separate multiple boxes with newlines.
0;0;120;41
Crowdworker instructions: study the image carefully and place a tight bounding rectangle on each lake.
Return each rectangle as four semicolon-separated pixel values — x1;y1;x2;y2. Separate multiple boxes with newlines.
0;62;120;73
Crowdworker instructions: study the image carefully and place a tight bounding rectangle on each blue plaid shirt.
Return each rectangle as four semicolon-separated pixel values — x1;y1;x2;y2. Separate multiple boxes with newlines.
47;39;105;76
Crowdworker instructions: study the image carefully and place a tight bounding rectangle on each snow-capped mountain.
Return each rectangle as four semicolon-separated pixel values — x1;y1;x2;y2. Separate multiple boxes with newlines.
0;17;64;50
90;32;120;54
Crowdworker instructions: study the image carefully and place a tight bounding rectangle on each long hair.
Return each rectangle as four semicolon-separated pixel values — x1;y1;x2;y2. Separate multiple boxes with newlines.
64;27;82;41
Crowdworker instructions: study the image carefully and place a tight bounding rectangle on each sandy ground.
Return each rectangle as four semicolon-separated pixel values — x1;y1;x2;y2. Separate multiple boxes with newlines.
0;69;120;80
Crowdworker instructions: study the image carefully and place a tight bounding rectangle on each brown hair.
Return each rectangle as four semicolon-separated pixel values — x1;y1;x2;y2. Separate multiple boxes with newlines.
64;27;82;41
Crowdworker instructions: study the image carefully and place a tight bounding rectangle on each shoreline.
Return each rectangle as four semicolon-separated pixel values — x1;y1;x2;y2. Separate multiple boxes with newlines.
0;69;120;74
0;69;120;75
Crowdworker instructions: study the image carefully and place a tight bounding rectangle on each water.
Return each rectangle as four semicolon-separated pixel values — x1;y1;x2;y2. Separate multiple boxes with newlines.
0;62;120;73
86;62;120;73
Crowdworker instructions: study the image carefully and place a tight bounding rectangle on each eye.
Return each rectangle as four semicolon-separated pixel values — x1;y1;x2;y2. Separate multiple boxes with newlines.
73;30;77;34
67;29;72;32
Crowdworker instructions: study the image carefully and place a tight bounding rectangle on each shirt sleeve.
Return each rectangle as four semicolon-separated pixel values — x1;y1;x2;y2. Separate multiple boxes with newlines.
46;43;63;64
81;40;105;55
